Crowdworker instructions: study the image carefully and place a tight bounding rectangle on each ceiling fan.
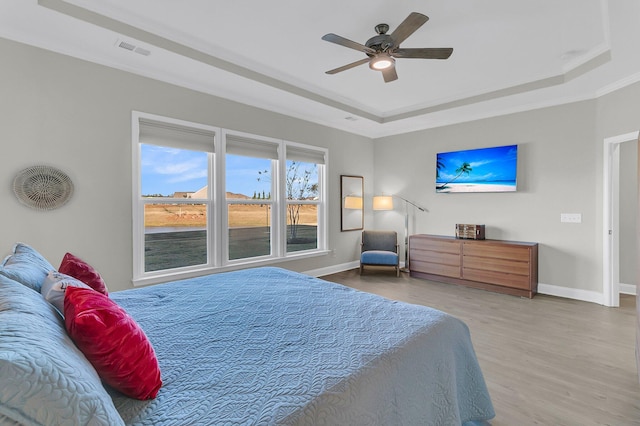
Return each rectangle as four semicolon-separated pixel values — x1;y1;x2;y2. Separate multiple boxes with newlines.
321;12;453;83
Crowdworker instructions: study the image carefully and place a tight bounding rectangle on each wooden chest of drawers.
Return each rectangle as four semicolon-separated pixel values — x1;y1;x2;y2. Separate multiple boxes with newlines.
409;234;538;298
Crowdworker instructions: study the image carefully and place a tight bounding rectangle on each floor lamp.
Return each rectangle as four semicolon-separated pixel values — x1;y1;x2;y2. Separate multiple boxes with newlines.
373;195;427;272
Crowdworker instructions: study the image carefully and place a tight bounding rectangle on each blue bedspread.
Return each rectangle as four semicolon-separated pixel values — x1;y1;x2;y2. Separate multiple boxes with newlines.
110;267;494;425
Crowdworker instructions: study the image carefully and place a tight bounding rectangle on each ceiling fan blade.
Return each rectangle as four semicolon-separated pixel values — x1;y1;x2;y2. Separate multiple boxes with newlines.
390;12;429;45
325;58;370;75
393;47;453;59
381;66;398;83
322;33;376;54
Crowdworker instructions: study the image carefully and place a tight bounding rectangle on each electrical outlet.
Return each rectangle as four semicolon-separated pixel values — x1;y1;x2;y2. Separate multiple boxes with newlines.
560;213;582;223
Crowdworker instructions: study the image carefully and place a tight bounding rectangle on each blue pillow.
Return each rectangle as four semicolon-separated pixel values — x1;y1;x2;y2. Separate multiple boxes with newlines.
0;274;124;425
0;243;55;293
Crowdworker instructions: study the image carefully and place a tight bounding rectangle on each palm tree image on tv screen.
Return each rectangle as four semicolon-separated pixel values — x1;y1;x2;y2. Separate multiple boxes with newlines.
436;144;518;193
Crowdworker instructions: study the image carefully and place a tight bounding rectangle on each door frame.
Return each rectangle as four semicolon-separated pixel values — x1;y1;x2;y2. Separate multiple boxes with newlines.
603;130;639;307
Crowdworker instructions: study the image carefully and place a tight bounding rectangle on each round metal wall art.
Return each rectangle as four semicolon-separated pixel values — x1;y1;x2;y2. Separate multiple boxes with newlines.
13;165;74;211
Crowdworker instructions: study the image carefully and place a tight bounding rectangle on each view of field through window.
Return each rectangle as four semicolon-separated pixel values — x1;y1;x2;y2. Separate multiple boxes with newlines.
141;145;319;271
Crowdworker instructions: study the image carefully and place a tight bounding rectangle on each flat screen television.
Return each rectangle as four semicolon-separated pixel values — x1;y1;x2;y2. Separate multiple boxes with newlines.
436;144;518;193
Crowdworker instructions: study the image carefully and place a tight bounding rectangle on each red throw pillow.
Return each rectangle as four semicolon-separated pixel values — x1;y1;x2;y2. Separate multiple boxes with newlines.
64;286;162;400
59;252;108;295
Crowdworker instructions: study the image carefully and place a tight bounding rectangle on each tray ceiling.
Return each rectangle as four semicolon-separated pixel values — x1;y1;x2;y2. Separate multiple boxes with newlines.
1;0;639;137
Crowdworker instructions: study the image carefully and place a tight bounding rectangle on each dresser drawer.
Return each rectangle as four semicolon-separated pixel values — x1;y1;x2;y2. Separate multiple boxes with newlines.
411;237;460;254
463;256;530;276
463;242;531;262
411;260;461;278
410;249;460;266
462;268;531;290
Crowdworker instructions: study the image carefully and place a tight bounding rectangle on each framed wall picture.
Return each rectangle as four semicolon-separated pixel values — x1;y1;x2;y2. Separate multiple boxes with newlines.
340;175;363;231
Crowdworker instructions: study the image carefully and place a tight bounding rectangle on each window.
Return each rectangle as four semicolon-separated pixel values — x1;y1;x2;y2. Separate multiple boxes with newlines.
224;132;279;261
285;144;326;254
135;117;215;276
133;113;327;284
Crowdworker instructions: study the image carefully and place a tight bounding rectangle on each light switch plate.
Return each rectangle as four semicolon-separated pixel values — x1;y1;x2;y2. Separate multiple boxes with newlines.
560;213;582;223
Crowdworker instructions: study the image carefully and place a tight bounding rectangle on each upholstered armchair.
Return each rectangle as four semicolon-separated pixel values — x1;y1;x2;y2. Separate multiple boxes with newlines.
360;230;399;277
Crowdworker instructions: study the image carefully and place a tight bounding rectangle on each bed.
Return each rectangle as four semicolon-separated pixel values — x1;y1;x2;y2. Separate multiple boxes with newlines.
0;243;494;425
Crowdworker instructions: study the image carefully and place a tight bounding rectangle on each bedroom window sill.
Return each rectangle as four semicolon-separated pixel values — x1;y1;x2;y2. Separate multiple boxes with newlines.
132;250;331;288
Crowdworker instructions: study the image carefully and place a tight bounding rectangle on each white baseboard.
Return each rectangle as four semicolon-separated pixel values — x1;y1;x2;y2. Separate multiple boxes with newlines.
537;283;604;305
304;261;359;278
620;283;637;295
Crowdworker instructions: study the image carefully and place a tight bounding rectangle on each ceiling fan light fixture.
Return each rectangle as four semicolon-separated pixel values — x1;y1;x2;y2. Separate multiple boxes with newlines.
369;54;395;70
322;12;452;81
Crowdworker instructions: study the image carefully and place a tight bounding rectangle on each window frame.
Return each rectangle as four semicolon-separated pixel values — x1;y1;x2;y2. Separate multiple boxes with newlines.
132;112;328;286
222;129;281;264
283;141;327;255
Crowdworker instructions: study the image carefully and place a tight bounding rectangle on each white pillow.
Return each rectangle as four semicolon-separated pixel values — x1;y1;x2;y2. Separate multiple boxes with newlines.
41;270;92;315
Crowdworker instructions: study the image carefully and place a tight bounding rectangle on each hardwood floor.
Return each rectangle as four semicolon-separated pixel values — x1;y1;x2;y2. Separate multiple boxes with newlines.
321;269;640;426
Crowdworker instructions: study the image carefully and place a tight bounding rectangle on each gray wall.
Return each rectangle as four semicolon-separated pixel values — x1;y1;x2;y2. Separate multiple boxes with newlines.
2;35;638;297
0;38;373;292
373;88;640;295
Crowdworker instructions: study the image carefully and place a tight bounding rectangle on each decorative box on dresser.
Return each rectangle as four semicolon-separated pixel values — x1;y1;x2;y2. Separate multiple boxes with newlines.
409;234;538;298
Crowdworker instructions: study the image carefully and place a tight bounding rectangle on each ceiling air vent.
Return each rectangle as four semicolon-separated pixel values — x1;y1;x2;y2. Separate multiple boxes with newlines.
118;41;135;51
116;39;151;56
134;47;151;56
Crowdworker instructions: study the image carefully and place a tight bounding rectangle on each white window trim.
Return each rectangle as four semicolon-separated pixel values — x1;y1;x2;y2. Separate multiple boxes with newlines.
132;111;329;287
284;140;328;254
221;129;282;264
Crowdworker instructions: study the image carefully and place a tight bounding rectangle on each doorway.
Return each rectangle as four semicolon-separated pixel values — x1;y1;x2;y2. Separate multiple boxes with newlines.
603;130;639;307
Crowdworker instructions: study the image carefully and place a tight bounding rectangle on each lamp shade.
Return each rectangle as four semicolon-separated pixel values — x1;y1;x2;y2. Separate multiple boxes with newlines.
344;196;363;209
373;195;394;210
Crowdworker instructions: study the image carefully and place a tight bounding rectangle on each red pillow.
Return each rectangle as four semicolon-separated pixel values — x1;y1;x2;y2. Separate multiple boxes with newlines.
64;286;162;400
59;252;108;295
